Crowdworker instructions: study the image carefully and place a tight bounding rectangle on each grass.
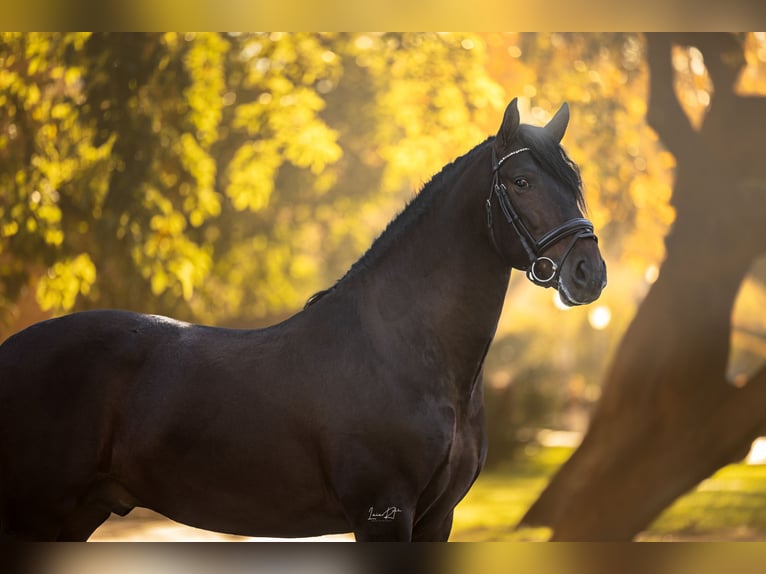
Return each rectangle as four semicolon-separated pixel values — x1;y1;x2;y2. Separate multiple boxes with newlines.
450;445;569;541
450;445;766;541
643;463;766;540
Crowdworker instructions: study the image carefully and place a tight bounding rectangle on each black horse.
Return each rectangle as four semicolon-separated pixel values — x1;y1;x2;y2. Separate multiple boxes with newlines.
0;98;606;541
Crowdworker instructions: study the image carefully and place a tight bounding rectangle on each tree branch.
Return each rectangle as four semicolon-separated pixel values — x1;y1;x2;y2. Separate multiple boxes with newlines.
722;359;766;439
675;32;745;97
644;33;701;162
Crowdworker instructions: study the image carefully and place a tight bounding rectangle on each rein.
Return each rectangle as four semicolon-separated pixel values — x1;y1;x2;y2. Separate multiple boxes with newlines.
485;147;597;288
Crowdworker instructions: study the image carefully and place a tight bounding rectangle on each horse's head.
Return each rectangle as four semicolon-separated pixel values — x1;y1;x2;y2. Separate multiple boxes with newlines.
487;98;606;306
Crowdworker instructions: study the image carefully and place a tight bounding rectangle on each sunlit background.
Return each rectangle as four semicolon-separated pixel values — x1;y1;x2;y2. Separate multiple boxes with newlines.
2;32;766;551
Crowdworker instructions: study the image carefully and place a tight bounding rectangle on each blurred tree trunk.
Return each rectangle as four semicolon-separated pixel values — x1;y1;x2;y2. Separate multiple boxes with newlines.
519;33;766;540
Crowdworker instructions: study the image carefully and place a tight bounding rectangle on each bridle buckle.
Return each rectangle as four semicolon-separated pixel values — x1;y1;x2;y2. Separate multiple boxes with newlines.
528;256;557;285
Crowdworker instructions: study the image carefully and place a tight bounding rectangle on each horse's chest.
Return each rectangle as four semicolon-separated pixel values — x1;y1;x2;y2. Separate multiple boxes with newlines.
450;408;486;484
419;401;486;514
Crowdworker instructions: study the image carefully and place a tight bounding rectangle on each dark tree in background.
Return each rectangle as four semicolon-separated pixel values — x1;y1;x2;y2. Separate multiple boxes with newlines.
520;33;766;540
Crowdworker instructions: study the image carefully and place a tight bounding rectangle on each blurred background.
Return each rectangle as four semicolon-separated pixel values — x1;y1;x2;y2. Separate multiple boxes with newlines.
1;32;766;543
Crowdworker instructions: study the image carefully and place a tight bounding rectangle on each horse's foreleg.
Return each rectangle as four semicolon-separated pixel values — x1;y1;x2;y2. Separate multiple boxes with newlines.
411;509;453;541
57;478;137;541
57;504;112;541
334;474;416;541
351;503;414;541
327;439;432;541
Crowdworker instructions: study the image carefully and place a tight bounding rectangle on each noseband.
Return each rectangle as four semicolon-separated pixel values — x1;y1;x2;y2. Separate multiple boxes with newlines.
485;147;597;287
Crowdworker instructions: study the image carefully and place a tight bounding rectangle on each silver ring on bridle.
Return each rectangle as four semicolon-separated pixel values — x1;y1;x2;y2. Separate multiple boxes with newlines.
485;147;598;288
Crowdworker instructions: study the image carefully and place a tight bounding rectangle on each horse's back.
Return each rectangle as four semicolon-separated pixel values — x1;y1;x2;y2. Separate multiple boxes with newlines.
0;309;170;408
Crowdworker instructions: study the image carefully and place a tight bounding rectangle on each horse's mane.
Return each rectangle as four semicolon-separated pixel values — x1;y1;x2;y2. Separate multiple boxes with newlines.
304;139;492;308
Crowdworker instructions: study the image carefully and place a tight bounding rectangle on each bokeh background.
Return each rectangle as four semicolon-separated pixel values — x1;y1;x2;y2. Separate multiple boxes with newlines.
3;25;766;573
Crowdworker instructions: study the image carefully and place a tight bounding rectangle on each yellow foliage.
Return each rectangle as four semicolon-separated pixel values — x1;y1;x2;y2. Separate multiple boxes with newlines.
226;141;279;212
36;253;97;312
183;33;229;148
2;221;19;238
285;121;343;174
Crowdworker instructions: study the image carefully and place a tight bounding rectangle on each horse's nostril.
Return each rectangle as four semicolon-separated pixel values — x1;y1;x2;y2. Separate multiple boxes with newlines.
574;259;589;285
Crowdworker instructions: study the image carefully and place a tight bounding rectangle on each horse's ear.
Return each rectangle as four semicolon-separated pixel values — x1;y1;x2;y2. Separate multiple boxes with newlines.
545;102;569;143
497;98;521;148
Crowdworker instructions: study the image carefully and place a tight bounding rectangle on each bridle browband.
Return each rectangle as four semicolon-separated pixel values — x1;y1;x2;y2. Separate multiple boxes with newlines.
486;146;597;288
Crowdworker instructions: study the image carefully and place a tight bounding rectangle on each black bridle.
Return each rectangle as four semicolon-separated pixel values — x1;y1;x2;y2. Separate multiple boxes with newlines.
485;147;597;288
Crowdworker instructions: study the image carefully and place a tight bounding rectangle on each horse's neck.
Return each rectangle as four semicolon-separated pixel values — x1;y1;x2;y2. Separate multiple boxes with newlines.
347;150;510;390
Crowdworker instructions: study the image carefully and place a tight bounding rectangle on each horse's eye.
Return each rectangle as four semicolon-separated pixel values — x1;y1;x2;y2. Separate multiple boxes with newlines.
514;178;529;189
